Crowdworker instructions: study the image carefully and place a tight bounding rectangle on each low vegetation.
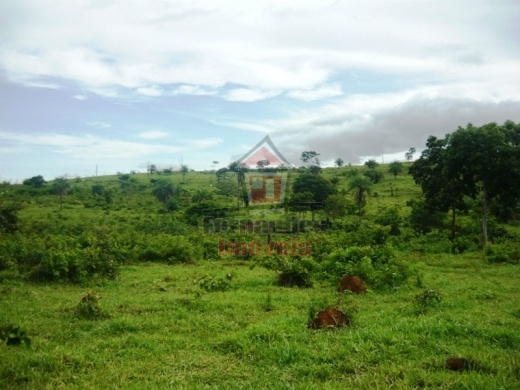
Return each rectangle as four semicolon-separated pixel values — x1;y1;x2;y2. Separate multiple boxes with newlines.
0;121;519;388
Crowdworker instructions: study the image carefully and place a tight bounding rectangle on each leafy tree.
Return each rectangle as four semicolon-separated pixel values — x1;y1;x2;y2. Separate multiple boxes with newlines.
307;165;322;175
388;161;404;179
23;175;46;188
324;194;351;220
292;173;336;205
364;159;379;169
334;158;344;168
405;147;416;162
409;135;469;239
152;179;175;208
215;175;237;198
148;164;157;175
407;199;445;234
410;121;520;245
288;191;314;214
51;177;70;211
348;176;372;222
363;169;384;183
300;151;320;166
446;122;520;245
180;165;189;183
375;206;402;236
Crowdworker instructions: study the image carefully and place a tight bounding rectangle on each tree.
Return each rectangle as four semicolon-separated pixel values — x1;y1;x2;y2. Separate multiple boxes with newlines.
409;135;469;240
363;169;384;183
228;161;249;209
51;177;70;211
334;158;344;168
307;165;322;175
410;121;520;245
364;159;379;169
152;179;175;209
288;191;314;214
405;147;416;162
292;173;336;205
300;151;320;166
148;164;157;175
348;176;372;222
388;161;404;179
23;175;46;188
324;194;350;220
180;165;189;184
91;184;105;196
446;122;520;246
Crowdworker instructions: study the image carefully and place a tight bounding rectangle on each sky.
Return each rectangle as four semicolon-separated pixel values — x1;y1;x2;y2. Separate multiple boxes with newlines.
1;0;519;183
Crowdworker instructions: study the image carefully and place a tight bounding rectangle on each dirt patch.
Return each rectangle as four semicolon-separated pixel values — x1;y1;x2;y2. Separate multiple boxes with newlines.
446;357;472;371
308;308;350;329
338;275;366;293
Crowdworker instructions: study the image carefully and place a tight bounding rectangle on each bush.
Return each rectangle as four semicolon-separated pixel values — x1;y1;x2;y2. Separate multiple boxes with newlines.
321;245;411;290
413;289;442;314
74;291;109;320
257;255;316;288
195;273;233;292
485;243;520;264
138;234;198;264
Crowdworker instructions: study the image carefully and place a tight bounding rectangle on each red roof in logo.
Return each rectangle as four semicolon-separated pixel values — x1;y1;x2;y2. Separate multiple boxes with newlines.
241;146;283;166
237;135;291;168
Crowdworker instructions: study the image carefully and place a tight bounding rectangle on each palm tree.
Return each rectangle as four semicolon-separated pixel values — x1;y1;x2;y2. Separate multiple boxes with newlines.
152;179;175;209
51;177;70;211
228;161;248;209
348;176;372;222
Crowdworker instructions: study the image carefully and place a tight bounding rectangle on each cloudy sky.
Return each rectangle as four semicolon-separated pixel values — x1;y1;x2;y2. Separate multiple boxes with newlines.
1;0;519;182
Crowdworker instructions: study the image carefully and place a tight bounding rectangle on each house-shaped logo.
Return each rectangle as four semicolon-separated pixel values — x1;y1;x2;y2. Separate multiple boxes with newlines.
237;135;291;168
238;135;291;206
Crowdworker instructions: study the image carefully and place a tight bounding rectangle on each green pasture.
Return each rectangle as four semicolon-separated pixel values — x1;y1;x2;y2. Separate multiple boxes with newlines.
1;254;519;389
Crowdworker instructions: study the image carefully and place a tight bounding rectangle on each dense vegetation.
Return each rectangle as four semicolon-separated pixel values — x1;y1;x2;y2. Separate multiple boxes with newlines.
1;121;519;388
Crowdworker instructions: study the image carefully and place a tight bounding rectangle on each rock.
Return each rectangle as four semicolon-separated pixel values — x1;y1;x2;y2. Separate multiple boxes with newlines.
338;275;366;293
308;308;350;329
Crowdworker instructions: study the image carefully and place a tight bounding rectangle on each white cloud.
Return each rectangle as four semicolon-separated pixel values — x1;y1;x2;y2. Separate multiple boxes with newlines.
138;130;169;139
287;83;343;101
74;94;87;100
87;121;111;129
187;137;224;149
0;131;182;159
3;0;516;101
223;88;280;102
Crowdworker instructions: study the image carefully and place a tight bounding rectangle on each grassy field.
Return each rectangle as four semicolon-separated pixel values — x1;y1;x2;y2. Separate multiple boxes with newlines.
2;253;519;389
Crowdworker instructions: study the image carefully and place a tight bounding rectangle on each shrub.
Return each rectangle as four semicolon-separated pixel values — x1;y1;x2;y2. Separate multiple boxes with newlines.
195;273;233;292
413;289;442;314
74;290;109;320
257;255;315;288
485;243;520;264
321;245;411;290
0;324;31;348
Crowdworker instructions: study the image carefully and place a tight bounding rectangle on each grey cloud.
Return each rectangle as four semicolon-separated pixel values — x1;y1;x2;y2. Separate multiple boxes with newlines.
278;98;520;165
